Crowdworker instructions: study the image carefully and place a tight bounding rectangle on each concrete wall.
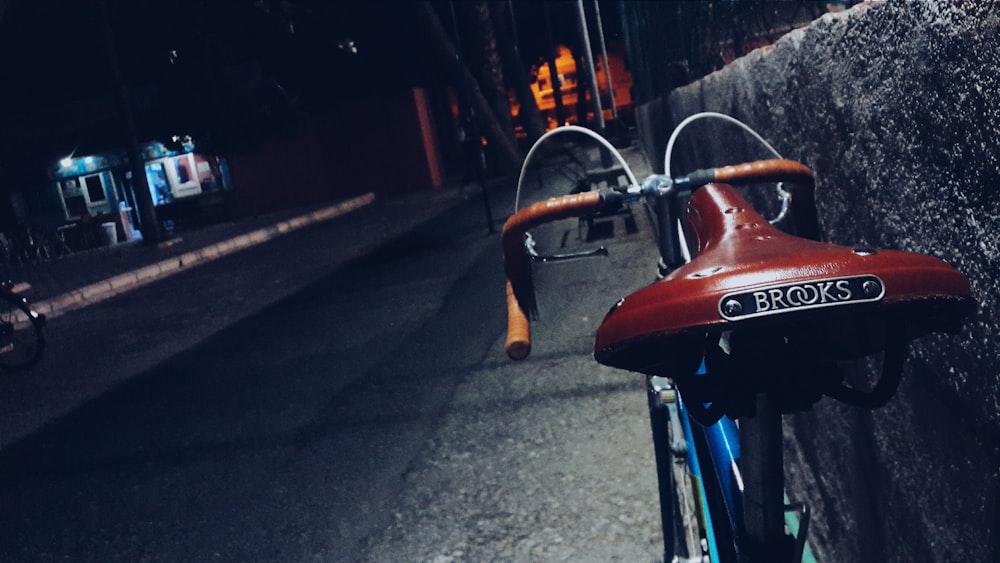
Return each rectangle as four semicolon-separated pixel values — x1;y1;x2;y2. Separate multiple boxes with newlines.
659;2;998;561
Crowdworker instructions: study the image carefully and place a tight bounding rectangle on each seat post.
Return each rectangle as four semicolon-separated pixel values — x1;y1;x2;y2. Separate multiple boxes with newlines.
739;392;791;560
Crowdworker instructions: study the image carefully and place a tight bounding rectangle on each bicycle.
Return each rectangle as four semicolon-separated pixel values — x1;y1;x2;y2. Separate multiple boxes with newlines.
500;114;975;562
0;280;46;372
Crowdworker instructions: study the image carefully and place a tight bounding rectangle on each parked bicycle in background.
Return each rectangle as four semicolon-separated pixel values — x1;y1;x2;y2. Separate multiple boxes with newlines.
0;280;46;372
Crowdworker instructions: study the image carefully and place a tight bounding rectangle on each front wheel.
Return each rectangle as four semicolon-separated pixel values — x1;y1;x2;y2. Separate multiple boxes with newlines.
0;292;45;372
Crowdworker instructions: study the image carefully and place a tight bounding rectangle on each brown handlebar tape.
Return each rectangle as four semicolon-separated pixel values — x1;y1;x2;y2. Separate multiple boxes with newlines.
713;159;814;186
502;191;613;307
501;191;618;359
505;280;531;360
677;159;820;241
714;159;821;241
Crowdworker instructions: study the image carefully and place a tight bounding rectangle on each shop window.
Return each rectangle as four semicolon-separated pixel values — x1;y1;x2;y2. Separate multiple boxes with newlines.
176;156;191;183
146;162;172;205
145;154;203;204
59;174;113;220
167;153;202;198
63;188;88;218
84;175;106;203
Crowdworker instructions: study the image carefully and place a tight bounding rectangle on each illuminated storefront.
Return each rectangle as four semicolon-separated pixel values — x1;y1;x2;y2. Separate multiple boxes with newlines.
525;45;634;130
47;140;231;247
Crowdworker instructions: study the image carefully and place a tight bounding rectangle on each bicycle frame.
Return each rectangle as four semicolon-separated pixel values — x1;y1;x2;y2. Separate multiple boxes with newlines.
650;376;816;562
0;280;46;371
509;135;813;562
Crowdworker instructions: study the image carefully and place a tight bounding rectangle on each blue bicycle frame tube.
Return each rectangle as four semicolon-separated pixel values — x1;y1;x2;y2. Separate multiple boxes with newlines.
704;411;742;534
677;396;723;561
678;397;744;562
676;358;747;562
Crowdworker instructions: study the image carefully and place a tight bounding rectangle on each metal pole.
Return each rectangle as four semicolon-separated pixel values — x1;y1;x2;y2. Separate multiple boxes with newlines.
506;1;521;56
591;0;619;122
541;2;566;125
449;0;495;234
573;0;604;132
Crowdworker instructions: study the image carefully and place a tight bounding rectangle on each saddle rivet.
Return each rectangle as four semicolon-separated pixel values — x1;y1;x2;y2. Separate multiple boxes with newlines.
691;266;723;278
862;280;881;296
722;299;743;316
853;247;878;256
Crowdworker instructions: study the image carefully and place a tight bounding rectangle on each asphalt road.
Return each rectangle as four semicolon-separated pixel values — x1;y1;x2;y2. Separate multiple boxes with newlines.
0;145;668;562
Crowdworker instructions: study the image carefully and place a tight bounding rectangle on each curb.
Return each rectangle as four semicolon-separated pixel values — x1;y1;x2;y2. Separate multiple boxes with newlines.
32;192;376;321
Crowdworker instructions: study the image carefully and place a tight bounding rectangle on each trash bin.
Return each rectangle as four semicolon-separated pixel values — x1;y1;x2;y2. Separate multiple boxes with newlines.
101;222;118;246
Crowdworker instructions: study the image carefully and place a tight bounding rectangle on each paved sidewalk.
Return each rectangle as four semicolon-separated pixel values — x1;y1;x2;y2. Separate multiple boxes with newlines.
0;179;497;450
4;186;476;321
5;140;648;322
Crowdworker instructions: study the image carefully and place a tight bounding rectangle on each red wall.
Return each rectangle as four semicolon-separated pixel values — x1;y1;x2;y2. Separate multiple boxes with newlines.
226;88;444;217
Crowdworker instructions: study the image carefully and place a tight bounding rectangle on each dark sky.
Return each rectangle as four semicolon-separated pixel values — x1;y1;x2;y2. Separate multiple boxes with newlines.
0;0;622;160
0;0;379;158
0;0;619;104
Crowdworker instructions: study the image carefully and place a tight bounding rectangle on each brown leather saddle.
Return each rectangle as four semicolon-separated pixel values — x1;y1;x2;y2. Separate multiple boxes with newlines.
594;182;975;384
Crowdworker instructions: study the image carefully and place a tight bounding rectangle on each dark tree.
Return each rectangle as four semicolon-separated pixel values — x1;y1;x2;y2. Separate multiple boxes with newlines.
407;1;522;173
490;0;546;143
455;1;517;148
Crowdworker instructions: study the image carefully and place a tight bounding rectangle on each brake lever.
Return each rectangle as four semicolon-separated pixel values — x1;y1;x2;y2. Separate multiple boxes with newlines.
532;246;609;263
524;232;609;263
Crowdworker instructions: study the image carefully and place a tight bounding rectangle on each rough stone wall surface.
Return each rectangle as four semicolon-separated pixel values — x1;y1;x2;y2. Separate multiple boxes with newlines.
663;2;999;561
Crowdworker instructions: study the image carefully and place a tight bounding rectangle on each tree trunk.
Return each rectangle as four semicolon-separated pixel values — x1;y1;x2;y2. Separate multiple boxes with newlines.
490;0;546;143
408;2;522;173
455;1;517;148
99;0;161;244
